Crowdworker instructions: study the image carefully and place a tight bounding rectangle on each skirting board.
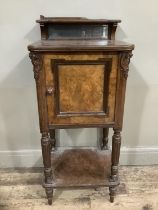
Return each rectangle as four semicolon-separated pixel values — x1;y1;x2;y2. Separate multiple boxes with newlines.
0;147;158;168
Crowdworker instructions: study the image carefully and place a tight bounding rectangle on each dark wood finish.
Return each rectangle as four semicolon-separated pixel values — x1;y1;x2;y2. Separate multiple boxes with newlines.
37;16;121;41
108;23;118;40
28;40;134;52
49;129;56;151
38;15;48;40
36;16;121;24
29;52;53;204
48;122;115;129
111;129;121;181
28;17;134;205
41;132;53;205
101;128;109;150
114;51;133;130
109;186;117;203
50;149;113;187
109;128;121;202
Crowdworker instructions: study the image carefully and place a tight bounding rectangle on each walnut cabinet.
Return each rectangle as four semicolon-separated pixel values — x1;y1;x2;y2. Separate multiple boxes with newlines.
28;16;134;205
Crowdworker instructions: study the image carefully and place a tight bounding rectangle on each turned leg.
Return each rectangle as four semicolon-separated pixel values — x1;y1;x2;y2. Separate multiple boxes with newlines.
45;188;53;205
49;129;56;151
109;128;121;202
41;132;53;205
109;186;117;203
101;128;109;150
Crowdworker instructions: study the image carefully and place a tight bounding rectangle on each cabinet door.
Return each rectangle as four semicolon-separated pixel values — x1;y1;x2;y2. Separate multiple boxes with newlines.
44;53;118;128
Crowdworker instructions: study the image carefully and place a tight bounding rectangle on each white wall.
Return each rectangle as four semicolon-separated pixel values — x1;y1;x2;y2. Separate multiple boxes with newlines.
0;0;158;167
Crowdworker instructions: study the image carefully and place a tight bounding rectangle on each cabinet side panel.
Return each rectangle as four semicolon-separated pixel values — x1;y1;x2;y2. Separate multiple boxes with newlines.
29;53;49;133
114;51;133;130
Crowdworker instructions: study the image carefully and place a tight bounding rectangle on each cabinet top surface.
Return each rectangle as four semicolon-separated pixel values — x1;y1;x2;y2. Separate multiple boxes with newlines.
28;40;134;52
36;16;121;24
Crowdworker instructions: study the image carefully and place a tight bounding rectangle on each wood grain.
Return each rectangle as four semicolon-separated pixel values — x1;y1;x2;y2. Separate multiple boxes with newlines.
45;53;118;127
51;149;111;188
59;64;104;113
28;40;134;52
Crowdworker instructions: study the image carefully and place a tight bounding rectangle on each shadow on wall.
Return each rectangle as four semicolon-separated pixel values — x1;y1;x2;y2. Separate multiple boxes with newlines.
115;25;149;164
116;25;128;40
121;62;149;165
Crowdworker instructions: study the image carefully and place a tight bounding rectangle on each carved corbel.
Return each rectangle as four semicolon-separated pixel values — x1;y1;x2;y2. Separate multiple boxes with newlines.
120;51;133;79
29;52;43;83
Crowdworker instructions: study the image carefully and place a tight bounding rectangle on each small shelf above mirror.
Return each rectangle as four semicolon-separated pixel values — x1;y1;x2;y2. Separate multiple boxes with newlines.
37;16;121;40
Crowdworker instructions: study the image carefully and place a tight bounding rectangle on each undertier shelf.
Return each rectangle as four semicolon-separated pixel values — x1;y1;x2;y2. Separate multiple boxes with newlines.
49;149;118;188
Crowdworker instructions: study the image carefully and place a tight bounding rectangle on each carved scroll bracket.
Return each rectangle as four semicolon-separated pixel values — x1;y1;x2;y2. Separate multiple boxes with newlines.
29;52;43;82
120;51;133;79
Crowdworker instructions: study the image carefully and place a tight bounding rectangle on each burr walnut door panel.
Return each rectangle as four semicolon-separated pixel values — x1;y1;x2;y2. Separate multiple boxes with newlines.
44;53;118;128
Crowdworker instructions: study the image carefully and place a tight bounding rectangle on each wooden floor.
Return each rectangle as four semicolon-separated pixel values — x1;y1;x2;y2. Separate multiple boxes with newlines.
0;166;158;210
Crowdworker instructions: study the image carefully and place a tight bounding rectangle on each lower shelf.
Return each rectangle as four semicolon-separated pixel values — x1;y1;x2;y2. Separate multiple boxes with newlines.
45;149;119;188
